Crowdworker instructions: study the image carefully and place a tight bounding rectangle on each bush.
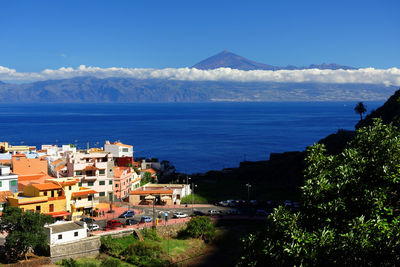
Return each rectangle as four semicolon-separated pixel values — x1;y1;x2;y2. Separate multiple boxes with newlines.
122;241;164;258
179;216;215;241
100;236;123;256
141;228;161;242
101;257;122;267
60;258;79;267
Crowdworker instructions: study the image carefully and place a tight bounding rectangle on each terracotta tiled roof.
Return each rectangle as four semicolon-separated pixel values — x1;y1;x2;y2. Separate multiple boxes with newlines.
46;211;70;218
32;183;62;191
142;168;157;175
111;142;132;148
130;189;173;195
51;159;63;166
0;191;12;203
72;190;97;197
18;173;53;191
114;166;131;178
84;165;98;171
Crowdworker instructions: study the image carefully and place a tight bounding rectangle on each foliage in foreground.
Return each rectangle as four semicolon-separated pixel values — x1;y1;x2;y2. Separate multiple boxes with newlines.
0;206;53;262
238;119;400;266
179;216;215;241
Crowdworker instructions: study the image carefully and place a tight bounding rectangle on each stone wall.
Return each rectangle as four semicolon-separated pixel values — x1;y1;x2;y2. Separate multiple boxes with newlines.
50;236;101;262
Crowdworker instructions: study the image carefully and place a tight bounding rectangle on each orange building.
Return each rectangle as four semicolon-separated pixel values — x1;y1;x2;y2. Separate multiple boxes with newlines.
114;166;132;200
12;154;48;175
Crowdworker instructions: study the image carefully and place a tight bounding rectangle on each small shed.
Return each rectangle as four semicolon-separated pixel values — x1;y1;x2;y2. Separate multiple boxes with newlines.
44;221;87;245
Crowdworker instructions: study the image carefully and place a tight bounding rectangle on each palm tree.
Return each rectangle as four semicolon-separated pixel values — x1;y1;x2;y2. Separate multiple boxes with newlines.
354;102;367;120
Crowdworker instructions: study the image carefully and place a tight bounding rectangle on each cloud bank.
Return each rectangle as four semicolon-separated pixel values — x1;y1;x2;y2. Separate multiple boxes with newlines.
0;65;399;86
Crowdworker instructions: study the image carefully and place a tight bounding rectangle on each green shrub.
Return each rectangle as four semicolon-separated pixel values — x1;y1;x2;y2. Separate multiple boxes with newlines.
60;258;79;267
180;216;215;241
101;257;122;267
126;255;168;267
122;241;163;258
100;236;123;256
141;228;161;242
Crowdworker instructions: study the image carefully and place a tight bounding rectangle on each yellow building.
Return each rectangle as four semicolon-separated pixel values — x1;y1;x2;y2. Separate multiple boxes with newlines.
45;177;98;219
7;183;69;219
0;142;36;154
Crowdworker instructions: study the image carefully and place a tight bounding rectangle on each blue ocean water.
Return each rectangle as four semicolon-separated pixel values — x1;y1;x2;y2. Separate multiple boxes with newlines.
0;102;383;173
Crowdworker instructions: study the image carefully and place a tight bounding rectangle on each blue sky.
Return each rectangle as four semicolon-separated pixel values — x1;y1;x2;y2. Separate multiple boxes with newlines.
1;0;399;72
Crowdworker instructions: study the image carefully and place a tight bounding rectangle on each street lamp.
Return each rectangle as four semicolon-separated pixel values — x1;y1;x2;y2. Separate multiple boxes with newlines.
246;183;251;205
192;183;197;213
185;176;191;207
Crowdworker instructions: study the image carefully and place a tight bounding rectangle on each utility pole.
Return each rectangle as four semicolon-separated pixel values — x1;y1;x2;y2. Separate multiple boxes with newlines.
186;176;191;207
152;197;156;228
246;183;251;206
192;183;197;213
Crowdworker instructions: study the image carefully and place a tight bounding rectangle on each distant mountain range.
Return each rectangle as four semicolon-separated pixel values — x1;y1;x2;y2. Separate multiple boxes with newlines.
0;76;395;103
0;51;393;103
192;50;356;70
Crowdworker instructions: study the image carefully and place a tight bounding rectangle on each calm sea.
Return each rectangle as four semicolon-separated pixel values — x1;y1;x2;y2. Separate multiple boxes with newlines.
0;102;383;173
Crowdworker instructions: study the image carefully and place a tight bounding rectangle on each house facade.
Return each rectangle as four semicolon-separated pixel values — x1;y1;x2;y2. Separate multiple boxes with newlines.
0;165;18;193
113;166;132;201
66;151;114;201
129;184;191;206
44;221;87;245
7;182;69;219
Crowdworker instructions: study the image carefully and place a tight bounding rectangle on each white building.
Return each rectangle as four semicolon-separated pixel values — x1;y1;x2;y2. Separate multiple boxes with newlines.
44;221;87;245
66;150;114;201
0;165;18;193
104;141;133;158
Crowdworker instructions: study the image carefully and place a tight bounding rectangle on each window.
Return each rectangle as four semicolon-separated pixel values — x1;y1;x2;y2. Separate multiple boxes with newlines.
36;205;40;212
78;182;82;187
99;192;105;197
78;197;81;200
44;191;47;196
109;180;112;185
88;195;93;201
74;232;78;237
49;204;54;212
11;180;17;186
99;169;105;175
115;184;119;188
122;148;129;152
51;191;54;197
58;234;62;240
75;171;83;176
88;181;94;186
0;181;2;187
99;181;105;186
69;186;72;190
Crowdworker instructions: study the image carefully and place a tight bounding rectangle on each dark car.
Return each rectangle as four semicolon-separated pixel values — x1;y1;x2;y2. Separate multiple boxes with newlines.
119;210;135;218
80;217;95;224
106;219;123;228
193;210;206;216
126;219;139;225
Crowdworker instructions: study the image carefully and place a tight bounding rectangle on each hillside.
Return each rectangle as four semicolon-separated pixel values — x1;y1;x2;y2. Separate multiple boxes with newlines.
0;77;395;103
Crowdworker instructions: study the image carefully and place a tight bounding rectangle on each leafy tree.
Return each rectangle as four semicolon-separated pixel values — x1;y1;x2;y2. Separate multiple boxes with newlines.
354;101;367;120
179;216;215;241
0;207;53;262
238;119;400;266
140;172;152;186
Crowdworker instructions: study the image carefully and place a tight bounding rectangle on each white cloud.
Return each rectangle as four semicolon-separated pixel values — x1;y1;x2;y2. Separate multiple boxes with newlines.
0;65;399;86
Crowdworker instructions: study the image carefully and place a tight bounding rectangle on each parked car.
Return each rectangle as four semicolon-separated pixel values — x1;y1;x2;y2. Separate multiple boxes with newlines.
140;216;152;223
208;209;222;215
106;219;123;228
227;209;240;215
193;210;206;216
173;212;188;218
126;219;139;225
87;223;100;231
119;210;135;218
80;217;95;224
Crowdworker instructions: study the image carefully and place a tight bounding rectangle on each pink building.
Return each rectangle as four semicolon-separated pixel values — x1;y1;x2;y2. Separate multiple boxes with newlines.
113;166;132;201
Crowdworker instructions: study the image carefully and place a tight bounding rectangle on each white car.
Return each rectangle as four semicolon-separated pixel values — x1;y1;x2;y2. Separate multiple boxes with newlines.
87;223;100;231
173;212;188;218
